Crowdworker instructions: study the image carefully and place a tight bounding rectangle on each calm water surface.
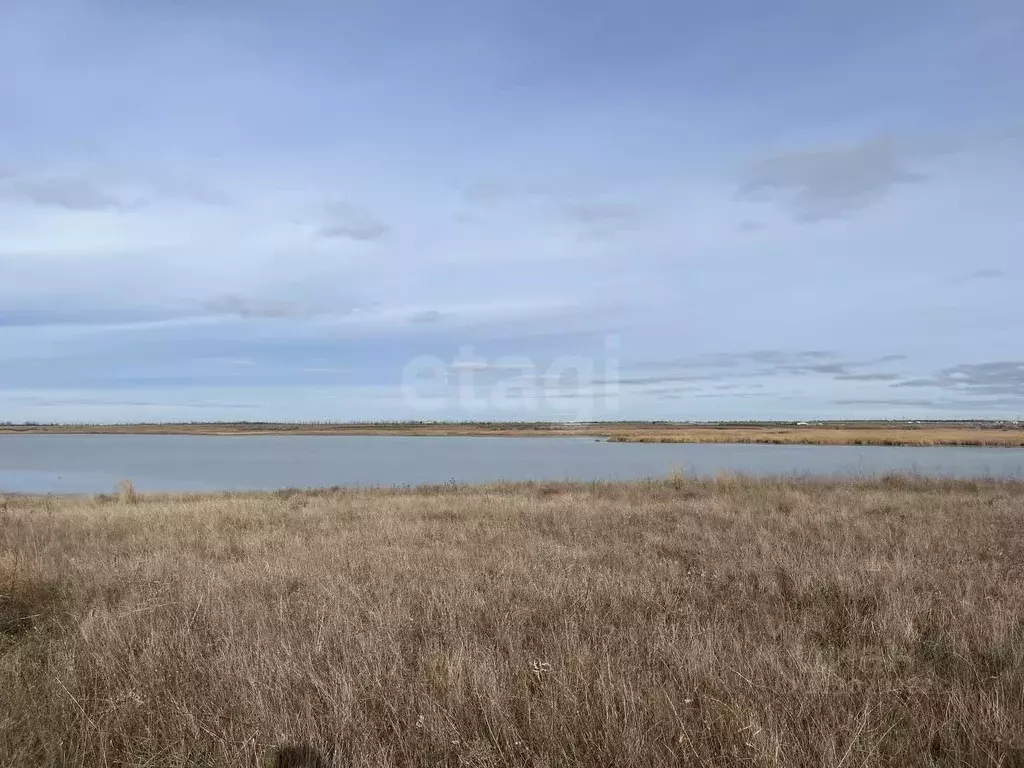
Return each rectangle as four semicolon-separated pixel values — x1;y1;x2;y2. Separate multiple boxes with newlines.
1;435;1023;493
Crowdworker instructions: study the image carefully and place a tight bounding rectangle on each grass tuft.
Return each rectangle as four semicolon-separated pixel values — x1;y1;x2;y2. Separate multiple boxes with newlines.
117;479;139;504
0;568;60;640
264;743;333;767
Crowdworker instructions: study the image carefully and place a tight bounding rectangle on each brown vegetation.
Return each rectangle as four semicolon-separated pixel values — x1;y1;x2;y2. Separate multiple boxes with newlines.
2;476;1024;766
3;420;1024;447
604;424;1024;447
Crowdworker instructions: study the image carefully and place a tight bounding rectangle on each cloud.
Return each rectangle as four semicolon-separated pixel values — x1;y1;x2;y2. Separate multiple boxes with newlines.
893;361;1024;396
834;372;903;381
962;268;1006;281
799;362;849;375
739;137;932;221
561;201;642;238
206;357;256;367
0;158;233;210
563;201;639;225
409;309;444;324
694;391;768;399
608;350;907;389
834;398;960;408
607;374;723;387
448;361;535;373
736;220;766;233
317;203;389;241
200;290;367;321
6;394;252;409
461;178;523;204
626;350;876;375
835;397;1024;410
203;295;313;319
0;306;185;329
301;366;348;374
0;290;368;329
460;175;585;205
0;174;132;210
746;349;837;364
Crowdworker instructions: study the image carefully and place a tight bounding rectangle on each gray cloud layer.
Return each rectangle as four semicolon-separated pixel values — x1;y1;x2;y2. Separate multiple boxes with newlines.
409;309;444;324
604;350;908;389
318;203;390;241
740;138;933;221
204;295;314;319
0;173;131;210
561;201;643;238
894;361;1024;396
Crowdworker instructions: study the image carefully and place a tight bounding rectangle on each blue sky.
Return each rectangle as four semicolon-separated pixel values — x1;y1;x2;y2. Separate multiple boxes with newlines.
1;0;1022;422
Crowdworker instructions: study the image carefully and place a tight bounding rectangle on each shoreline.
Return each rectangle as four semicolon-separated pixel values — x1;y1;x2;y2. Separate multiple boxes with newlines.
2;421;1023;447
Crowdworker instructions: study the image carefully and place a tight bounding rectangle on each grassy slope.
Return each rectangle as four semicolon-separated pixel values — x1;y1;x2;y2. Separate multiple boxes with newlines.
3;421;1024;446
2;477;1024;766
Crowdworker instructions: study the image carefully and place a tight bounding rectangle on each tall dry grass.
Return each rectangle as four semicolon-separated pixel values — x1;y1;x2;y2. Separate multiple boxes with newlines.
2;476;1023;766
606;426;1024;447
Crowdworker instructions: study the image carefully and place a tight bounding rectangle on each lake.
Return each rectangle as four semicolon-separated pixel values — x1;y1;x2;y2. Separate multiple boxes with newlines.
2;434;1024;494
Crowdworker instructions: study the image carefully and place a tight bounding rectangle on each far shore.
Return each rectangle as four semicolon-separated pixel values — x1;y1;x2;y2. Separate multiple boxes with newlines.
2;420;1023;447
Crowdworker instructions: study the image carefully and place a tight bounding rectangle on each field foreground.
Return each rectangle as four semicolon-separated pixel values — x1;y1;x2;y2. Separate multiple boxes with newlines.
2;477;1024;766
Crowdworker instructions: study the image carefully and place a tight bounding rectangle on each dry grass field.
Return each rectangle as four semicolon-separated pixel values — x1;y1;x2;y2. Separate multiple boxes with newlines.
2;476;1024;766
602;425;1024;447
3;420;1024;447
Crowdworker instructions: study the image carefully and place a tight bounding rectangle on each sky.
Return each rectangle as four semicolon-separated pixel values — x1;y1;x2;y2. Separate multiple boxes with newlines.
1;0;1022;423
